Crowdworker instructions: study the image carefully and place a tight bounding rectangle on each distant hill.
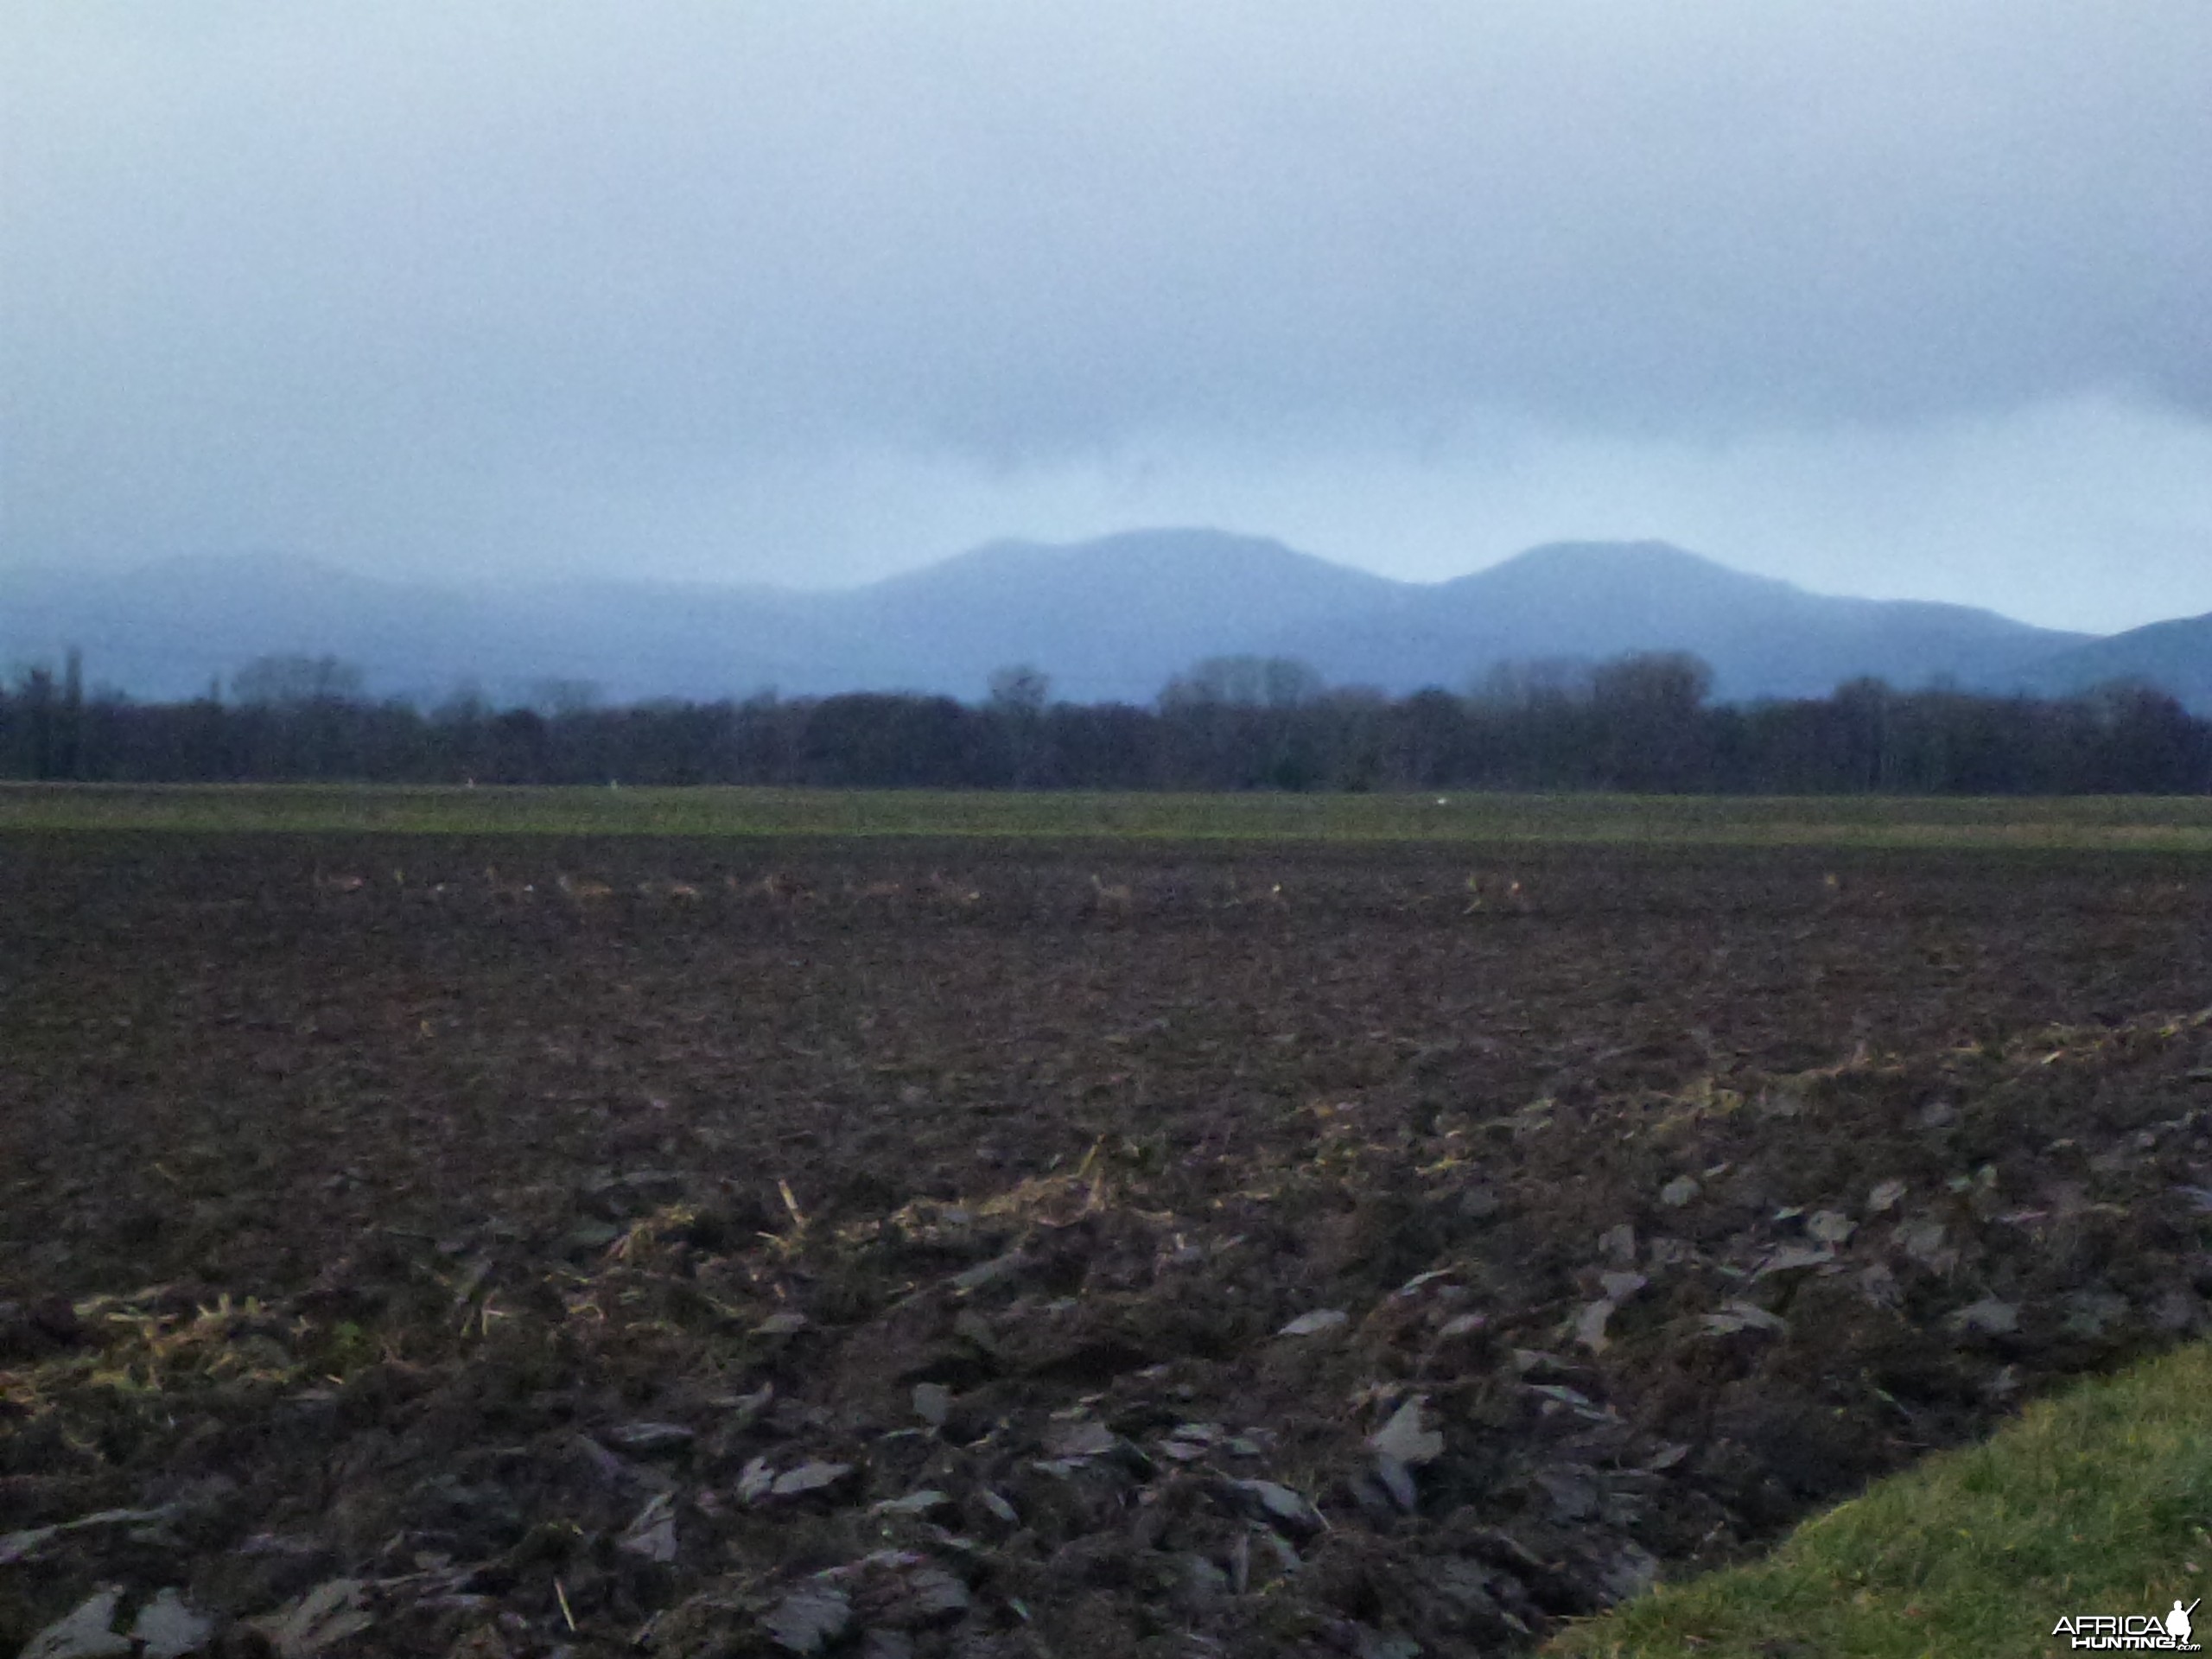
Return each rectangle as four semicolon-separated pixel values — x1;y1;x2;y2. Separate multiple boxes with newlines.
823;530;1406;702
2;531;2188;709
1271;540;2085;701
2007;613;2212;713
1;555;480;700
0;556;820;706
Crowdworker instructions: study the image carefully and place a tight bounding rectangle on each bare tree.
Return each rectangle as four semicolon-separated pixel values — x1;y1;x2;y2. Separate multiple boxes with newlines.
232;653;366;707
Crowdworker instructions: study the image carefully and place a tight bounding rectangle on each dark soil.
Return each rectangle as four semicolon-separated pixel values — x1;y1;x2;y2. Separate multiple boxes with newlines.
3;833;2210;1658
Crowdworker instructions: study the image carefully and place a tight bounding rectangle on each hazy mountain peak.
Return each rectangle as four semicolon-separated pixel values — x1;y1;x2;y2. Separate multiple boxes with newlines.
864;526;1395;597
1473;539;1802;594
1482;537;1754;576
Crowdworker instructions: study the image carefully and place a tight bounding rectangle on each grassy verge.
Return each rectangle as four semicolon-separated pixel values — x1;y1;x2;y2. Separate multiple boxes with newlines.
3;782;2212;849
1548;1340;2212;1659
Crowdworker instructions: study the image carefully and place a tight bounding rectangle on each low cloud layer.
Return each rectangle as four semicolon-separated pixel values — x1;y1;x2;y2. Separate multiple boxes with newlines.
4;3;2209;630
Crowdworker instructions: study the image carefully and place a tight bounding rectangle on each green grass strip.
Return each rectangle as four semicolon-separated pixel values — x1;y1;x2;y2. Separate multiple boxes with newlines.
1548;1341;2212;1658
3;783;2212;849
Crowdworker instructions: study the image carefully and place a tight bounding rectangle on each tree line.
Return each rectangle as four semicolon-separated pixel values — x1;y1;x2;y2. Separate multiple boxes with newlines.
2;648;2207;794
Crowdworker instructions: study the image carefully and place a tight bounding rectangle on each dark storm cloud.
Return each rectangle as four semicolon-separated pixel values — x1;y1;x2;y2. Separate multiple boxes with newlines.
3;3;2209;621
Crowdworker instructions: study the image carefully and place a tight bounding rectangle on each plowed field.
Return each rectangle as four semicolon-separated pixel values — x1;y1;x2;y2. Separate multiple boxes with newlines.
4;833;2211;1657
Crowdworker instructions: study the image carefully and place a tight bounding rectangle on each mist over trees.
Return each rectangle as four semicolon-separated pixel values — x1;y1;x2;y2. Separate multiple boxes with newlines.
2;649;2207;795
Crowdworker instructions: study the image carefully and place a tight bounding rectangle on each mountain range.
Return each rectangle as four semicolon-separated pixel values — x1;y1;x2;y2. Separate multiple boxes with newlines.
2;531;2204;712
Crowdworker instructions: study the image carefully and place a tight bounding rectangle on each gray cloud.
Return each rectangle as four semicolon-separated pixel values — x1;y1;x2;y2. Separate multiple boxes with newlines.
3;3;2209;626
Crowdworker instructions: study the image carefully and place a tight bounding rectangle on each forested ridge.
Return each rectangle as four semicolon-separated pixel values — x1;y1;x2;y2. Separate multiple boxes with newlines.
3;649;2207;794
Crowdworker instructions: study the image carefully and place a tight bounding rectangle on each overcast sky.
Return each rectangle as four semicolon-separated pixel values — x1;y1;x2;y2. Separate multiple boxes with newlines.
4;3;2209;632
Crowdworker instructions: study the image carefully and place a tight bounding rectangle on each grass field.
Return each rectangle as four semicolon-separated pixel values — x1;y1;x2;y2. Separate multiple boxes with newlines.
4;779;2212;848
1548;1340;2212;1658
